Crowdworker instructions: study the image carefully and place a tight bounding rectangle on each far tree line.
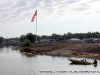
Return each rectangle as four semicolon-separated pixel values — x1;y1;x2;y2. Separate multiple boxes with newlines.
0;31;100;43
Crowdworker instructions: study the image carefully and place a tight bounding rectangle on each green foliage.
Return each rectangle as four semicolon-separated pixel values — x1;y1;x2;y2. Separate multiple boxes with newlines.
19;31;100;43
0;37;3;43
41;35;49;39
26;33;35;43
9;37;19;41
19;33;36;43
20;35;26;42
23;39;31;47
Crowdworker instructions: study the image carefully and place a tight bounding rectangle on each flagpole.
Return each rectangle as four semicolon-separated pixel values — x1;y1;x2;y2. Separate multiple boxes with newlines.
36;9;37;42
31;9;37;43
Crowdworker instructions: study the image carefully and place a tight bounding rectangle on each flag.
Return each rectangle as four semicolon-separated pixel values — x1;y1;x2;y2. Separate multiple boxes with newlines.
31;10;37;22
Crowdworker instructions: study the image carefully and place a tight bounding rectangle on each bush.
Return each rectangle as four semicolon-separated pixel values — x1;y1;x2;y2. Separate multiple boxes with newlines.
23;39;31;47
0;37;3;43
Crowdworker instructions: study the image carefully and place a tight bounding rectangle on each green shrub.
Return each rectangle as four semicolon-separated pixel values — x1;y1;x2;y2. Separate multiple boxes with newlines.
23;39;31;47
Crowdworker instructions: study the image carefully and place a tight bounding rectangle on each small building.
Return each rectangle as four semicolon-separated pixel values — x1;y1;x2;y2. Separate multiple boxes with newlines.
82;38;99;43
68;38;81;41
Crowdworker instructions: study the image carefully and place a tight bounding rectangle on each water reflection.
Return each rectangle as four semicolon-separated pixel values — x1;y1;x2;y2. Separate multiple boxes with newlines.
93;64;98;68
69;63;98;68
0;45;3;48
0;46;100;75
21;52;37;57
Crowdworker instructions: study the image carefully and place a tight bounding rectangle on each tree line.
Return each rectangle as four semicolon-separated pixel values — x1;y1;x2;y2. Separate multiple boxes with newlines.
0;31;100;44
16;31;100;43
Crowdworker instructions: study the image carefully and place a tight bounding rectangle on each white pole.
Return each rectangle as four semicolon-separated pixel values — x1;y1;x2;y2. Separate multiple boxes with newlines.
36;9;37;42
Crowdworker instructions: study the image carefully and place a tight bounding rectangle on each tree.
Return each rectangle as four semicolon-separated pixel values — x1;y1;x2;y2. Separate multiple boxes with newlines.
26;33;35;43
0;37;3;43
41;35;49;39
63;34;68;40
23;39;31;47
19;31;100;43
67;32;73;39
9;37;19;42
19;35;26;42
51;33;64;40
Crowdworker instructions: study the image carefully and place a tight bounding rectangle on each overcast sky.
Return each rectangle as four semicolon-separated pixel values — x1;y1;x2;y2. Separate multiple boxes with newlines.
0;0;100;38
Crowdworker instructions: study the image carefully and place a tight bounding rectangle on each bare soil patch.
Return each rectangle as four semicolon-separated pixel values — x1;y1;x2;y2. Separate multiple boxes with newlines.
21;40;100;59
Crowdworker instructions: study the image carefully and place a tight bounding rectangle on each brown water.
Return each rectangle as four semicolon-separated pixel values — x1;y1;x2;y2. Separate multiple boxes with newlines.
0;46;100;75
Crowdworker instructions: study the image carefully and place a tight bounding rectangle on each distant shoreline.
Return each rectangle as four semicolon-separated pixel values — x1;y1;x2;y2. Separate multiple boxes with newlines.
0;42;23;47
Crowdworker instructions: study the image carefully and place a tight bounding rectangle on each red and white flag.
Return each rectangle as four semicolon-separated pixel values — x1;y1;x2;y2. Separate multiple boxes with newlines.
31;10;37;22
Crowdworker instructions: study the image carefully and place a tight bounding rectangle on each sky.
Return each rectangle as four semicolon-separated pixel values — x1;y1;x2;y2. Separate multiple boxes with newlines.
0;0;100;38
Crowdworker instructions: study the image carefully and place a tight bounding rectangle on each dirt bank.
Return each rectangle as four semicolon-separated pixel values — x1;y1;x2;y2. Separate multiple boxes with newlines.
20;41;100;59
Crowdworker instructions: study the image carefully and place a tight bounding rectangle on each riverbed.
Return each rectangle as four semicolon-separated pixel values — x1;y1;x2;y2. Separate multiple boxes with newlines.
0;46;100;75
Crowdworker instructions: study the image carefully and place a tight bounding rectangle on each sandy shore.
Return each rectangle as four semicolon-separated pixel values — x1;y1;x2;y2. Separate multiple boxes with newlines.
20;41;100;59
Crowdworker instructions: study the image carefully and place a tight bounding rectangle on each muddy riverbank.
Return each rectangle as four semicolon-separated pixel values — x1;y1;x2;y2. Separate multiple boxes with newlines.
19;40;100;59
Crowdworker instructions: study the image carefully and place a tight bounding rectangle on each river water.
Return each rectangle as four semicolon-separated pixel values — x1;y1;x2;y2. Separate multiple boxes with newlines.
0;46;100;75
